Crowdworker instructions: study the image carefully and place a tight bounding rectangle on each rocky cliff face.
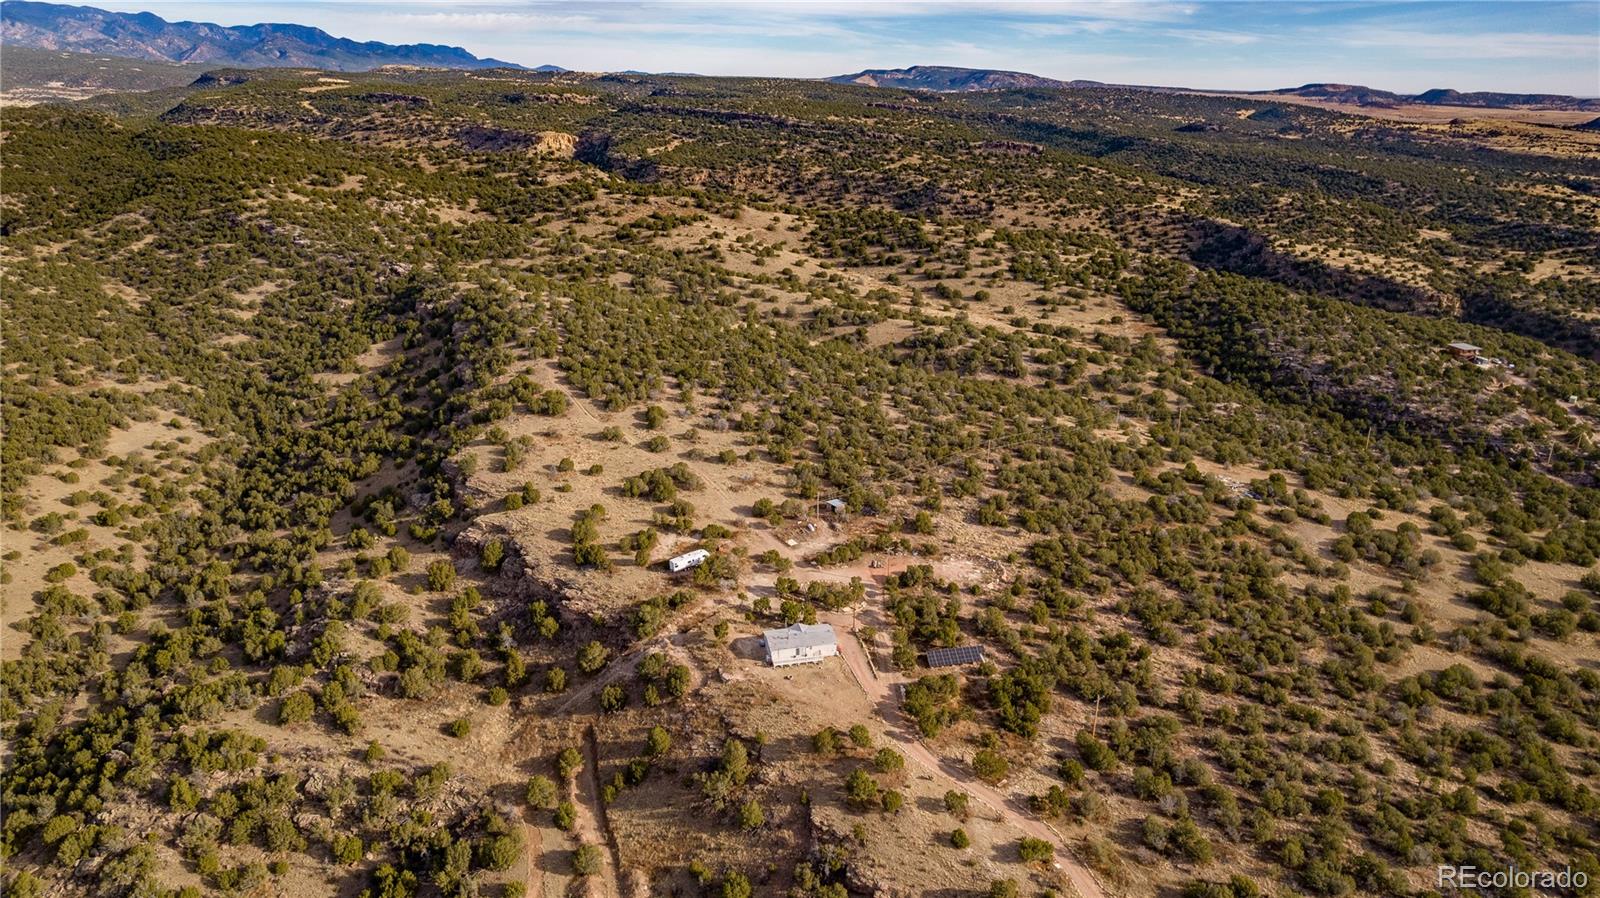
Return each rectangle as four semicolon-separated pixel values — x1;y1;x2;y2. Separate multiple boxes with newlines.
454;518;619;633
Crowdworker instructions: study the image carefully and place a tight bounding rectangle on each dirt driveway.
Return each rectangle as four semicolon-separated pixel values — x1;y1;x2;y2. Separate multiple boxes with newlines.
819;612;1109;898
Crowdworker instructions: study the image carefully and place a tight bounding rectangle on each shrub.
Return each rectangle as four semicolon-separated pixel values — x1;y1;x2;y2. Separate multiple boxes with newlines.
738;799;765;829
554;802;577;831
557;747;583;779
1076;731;1117;772
720;739;751;785
873;748;905;775
572;843;601;876
813;727;839;756
950;828;970;848
989;880;1018;898
943;790;969;818
972;749;1008;783
545;666;567;692
844;769;879;809
720;872;752;898
479;830;522;871
278;691;314;726
331;833;363;865
577;641;609;673
1018;837;1053;863
481;538;505;572
426;560;456;592
647;726;672;757
526;775;557;808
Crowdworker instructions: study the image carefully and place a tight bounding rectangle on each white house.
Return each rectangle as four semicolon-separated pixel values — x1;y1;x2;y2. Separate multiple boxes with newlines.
667;549;711;573
763;623;838;667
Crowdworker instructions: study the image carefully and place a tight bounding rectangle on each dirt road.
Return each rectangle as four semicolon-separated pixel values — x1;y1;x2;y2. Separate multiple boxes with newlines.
823;613;1108;898
569;725;626;898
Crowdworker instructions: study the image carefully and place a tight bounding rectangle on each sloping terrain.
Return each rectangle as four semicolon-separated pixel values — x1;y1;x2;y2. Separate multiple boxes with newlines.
0;47;203;104
2;68;1598;898
1256;83;1600;111
827;66;1073;92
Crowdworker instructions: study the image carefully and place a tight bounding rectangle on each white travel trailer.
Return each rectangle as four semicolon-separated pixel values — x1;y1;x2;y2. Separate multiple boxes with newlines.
667;548;711;573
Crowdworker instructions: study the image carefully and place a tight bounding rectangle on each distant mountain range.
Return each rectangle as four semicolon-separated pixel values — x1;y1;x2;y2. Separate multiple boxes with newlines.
826;65;1095;92
824;66;1597;111
1260;82;1600;111
3;3;1592;111
0;1;547;72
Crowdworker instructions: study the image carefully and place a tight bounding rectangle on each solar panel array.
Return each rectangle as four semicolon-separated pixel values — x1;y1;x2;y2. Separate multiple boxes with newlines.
925;644;984;668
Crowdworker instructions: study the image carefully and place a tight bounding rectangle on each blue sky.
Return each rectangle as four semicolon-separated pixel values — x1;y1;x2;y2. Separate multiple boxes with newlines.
95;1;1600;94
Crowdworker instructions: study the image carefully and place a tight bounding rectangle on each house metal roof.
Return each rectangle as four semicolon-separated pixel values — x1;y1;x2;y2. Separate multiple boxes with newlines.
763;623;837;652
1448;342;1482;352
926;645;985;667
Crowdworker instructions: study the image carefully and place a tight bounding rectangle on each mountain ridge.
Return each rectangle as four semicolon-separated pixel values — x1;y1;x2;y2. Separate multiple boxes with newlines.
1258;82;1599;111
824;66;1598;111
0;0;538;72
825;65;1087;92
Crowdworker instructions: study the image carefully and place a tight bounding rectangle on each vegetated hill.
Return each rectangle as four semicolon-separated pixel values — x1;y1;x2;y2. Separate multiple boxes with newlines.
0;0;525;71
0;46;201;101
826;65;1078;92
3;65;1599;898
1412;87;1600;110
1259;82;1406;106
1264;81;1600;111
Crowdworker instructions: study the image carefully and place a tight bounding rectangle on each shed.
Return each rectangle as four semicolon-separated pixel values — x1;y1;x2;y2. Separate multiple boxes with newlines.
763;623;838;667
667;548;711;573
823;498;848;514
1446;342;1482;359
926;645;985;668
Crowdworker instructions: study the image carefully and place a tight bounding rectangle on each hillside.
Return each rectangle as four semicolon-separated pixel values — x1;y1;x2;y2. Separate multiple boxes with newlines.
0;46;203;103
827;65;1074;92
2;66;1598;898
0;0;522;71
1262;82;1600;111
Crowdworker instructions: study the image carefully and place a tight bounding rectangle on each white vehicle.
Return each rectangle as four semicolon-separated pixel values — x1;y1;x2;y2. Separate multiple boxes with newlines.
667;548;711;573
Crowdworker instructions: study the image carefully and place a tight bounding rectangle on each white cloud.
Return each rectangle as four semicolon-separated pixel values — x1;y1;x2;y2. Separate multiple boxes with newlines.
1333;27;1600;60
1169;28;1260;45
386;9;860;40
